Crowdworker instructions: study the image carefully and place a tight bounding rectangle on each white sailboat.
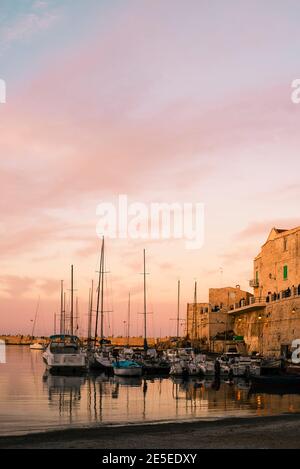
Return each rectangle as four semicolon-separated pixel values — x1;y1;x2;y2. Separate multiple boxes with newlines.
89;238;114;371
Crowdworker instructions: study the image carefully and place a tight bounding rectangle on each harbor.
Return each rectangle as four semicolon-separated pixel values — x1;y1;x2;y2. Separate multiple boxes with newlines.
2;345;300;443
1;1;300;452
2;227;300;449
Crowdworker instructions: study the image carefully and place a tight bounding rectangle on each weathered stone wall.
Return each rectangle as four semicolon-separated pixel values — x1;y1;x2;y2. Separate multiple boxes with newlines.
232;296;300;356
186;303;210;339
253;227;300;298
201;310;234;341
209;286;253;311
186;302;234;342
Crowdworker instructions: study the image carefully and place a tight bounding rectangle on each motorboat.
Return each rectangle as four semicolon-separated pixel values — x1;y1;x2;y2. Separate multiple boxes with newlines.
112;360;143;377
43;335;87;373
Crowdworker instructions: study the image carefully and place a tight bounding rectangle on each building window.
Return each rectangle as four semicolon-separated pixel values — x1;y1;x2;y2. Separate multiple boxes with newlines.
283;265;288;280
283;237;288;251
255;270;259;283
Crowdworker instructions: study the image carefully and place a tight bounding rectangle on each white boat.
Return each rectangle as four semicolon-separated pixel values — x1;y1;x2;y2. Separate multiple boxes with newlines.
198;358;230;376
220;355;261;377
30;342;44;350
43;335;87;373
198;360;215;376
169;359;190;377
113;360;143;377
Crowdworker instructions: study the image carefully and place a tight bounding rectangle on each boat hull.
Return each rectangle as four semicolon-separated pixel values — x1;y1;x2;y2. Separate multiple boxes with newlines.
89;357;113;372
251;374;300;389
113;367;143;377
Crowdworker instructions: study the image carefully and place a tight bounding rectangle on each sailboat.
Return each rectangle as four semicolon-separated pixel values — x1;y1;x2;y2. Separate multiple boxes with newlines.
137;250;169;375
90;238;114;371
30;297;44;350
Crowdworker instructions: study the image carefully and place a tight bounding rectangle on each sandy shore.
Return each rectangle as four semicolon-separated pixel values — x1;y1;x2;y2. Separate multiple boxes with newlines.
1;414;300;449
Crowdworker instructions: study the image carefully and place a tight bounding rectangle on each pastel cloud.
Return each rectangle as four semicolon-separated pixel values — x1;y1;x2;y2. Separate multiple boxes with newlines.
0;1;60;53
1;0;300;334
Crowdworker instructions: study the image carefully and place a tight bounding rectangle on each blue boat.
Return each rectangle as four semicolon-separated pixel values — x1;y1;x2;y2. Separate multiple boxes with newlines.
112;360;143;377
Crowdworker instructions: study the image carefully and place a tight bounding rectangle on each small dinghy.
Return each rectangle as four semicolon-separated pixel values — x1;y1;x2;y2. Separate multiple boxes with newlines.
113;360;143;377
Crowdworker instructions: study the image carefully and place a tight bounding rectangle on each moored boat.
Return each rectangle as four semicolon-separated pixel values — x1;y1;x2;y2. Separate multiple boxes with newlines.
89;347;114;371
30;342;44;350
113;360;143;377
43;335;87;373
251;374;300;389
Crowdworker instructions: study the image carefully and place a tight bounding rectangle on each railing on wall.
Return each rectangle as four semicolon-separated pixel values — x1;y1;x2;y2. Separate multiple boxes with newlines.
231;286;300;310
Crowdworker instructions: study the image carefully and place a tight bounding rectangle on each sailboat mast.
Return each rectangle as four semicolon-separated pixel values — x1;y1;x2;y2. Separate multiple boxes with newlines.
31;296;40;338
60;280;64;335
94;237;104;346
177;280;180;337
70;265;74;335
88;280;93;344
127;292;131;346
63;292;66;335
193;280;198;340
100;238;105;344
143;249;148;351
76;296;79;334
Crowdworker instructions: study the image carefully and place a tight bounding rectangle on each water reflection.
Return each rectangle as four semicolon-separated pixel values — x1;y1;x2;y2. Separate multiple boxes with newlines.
2;346;300;436
43;372;85;418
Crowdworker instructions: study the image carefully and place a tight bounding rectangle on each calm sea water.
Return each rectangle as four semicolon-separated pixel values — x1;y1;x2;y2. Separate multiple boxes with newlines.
1;346;300;436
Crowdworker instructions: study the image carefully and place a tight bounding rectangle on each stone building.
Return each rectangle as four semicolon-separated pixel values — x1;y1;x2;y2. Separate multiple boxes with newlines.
251;226;300;298
186;286;252;345
186;302;210;341
230;226;300;357
209;286;253;312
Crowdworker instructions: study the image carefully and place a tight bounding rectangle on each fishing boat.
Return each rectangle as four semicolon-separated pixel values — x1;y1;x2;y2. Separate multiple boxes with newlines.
43;335;87;373
112;360;143;377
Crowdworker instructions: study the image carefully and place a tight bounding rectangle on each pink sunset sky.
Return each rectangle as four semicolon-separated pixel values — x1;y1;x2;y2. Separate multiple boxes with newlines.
0;0;300;337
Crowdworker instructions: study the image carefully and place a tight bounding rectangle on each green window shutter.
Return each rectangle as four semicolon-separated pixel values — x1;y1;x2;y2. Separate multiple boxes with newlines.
283;265;288;280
